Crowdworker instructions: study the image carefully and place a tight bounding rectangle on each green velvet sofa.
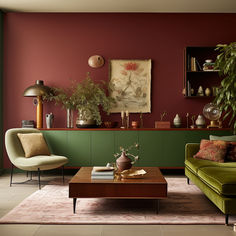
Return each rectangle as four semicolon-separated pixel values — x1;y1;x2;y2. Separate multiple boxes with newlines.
185;135;236;225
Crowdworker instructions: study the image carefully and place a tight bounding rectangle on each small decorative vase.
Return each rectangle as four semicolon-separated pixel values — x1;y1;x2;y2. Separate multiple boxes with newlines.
195;115;206;128
173;114;181;128
131;121;139;129
116;151;132;172
205;88;211;96
66;108;74;128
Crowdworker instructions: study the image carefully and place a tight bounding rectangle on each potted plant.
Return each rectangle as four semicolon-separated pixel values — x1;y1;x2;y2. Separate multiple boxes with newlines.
45;73;115;128
214;42;236;132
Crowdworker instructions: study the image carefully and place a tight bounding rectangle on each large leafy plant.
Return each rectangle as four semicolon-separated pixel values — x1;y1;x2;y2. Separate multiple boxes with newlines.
45;73;115;125
214;42;236;131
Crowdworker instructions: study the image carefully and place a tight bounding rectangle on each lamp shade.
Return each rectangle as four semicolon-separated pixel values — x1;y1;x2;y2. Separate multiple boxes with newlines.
23;80;50;97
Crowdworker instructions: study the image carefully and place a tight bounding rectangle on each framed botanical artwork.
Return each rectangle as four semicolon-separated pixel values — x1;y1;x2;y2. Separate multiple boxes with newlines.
109;59;152;113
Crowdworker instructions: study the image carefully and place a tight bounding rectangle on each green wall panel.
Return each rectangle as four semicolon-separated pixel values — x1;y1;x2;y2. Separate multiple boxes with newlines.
67;131;91;166
91;131;115;166
160;131;186;167
138;131;164;166
42;131;68;156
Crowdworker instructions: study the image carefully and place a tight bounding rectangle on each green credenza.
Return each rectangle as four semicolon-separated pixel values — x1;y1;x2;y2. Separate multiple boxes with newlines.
41;128;232;169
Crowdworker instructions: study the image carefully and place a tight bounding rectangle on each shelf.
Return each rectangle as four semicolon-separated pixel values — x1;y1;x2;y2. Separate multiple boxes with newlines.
184;46;221;97
184;96;215;99
186;70;219;73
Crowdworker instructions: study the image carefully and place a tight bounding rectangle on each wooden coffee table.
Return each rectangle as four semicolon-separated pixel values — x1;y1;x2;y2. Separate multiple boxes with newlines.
69;167;167;213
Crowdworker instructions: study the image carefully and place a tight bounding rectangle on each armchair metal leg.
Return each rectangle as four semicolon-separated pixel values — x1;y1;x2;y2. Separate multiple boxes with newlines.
10;164;14;187
62;165;65;183
225;214;229;225
38;168;41;190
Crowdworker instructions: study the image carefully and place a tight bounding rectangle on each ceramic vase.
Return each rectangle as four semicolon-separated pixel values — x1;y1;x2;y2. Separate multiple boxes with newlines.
66;108;74;128
173;114;181;128
116;151;132;172
195;115;206;128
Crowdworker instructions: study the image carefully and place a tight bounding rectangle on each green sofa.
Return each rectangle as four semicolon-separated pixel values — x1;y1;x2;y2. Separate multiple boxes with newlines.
185;135;236;225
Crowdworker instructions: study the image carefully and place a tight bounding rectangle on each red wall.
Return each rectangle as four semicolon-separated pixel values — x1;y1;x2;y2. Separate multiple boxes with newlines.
3;13;236;167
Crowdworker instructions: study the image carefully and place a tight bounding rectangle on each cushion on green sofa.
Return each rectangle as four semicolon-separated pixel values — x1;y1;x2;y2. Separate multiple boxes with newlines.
198;166;236;196
185;157;219;174
210;135;236;142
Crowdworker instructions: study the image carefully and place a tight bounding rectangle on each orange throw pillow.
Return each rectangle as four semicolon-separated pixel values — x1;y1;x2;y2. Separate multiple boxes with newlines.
194;139;228;163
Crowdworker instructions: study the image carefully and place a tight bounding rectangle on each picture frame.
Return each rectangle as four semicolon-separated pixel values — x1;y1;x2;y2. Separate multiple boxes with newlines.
109;59;152;113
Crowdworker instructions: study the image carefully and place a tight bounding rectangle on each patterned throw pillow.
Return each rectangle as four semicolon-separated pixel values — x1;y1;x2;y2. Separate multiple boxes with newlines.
194;139;228;163
225;142;236;162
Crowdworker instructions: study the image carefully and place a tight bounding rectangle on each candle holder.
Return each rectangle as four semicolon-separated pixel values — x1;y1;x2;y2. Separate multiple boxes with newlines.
121;116;126;129
126;114;129;129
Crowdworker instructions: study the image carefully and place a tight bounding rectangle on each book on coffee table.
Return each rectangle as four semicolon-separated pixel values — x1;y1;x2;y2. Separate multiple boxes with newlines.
91;166;114;180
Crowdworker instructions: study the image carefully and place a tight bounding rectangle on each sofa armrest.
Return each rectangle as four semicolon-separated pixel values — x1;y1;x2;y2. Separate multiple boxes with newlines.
185;143;200;161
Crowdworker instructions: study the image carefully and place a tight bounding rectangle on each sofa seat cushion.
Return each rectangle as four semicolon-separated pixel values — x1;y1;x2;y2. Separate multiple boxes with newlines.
198;167;236;196
185;157;218;174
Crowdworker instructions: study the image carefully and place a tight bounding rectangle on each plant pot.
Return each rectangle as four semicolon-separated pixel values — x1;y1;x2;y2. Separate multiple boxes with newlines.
76;118;97;128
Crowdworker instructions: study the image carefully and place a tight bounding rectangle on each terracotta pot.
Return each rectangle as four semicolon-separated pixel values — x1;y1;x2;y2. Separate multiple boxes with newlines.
116;151;132;172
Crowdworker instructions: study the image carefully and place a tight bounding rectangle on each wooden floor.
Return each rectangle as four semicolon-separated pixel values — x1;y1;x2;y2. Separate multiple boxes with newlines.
0;172;235;236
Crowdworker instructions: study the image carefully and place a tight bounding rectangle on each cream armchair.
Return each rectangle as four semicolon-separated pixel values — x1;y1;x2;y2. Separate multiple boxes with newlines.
5;128;68;189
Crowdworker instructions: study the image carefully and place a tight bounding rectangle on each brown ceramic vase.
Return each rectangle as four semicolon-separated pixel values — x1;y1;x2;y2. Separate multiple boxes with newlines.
116;151;132;172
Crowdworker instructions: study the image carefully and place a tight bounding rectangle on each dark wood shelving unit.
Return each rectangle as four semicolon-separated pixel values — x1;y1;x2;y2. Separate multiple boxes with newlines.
183;46;221;98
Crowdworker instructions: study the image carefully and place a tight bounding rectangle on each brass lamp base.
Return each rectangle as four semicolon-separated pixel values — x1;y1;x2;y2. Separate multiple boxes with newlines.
207;120;222;129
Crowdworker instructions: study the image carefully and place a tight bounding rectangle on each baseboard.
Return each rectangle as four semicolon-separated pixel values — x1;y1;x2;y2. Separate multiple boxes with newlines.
0;168;5;175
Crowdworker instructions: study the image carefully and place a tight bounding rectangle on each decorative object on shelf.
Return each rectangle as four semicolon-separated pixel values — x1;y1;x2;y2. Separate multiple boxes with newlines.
173;114;181;128
114;143;139;172
44;73;115;128
203;103;222;128
66;108;74;128
103;121;118;128
24;80;50;129
21;120;35;128
186;113;189;128
155;111;171;128
120;111;125;129
205;88;211;97
88;55;104;68
197;86;204;96
109;59;151;113
126;110;129;128
212;86;219;96
140;112;143;128
121;169;147;179
46;113;54;129
190;115;196;129
131;121;139;129
195;115;206;128
214;42;236;131
203;59;215;71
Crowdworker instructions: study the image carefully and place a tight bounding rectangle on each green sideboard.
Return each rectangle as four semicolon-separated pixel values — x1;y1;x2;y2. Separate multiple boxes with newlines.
41;128;232;169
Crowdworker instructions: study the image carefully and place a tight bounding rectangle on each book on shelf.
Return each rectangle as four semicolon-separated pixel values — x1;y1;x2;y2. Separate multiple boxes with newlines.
191;57;197;71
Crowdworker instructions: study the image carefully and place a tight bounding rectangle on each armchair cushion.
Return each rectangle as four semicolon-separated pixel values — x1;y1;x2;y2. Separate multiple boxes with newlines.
17;133;50;158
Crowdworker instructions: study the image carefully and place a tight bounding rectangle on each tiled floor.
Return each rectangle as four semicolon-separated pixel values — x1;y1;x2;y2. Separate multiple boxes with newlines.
0;173;235;236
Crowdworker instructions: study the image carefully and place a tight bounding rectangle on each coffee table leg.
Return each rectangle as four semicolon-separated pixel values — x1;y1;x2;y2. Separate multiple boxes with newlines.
73;198;77;214
155;199;159;214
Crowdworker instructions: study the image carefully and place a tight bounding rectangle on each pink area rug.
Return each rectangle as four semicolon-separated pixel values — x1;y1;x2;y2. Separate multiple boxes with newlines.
0;177;235;225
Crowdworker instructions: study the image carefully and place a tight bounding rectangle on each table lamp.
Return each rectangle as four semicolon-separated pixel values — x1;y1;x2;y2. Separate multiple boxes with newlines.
23;80;50;129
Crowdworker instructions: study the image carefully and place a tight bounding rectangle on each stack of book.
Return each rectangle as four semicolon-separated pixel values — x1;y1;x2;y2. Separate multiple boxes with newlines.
91;166;114;180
